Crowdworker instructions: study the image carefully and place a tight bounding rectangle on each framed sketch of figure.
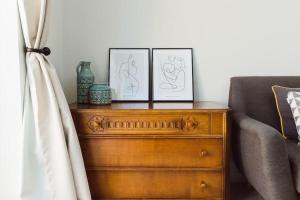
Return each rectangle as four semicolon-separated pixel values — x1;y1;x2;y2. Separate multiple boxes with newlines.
109;48;150;101
152;48;194;101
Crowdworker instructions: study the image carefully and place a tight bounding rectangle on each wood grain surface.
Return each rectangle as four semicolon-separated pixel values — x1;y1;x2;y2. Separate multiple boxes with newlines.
71;102;230;200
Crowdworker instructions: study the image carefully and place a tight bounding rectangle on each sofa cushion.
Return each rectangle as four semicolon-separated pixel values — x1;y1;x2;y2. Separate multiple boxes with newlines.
286;139;300;193
287;91;300;144
272;85;300;139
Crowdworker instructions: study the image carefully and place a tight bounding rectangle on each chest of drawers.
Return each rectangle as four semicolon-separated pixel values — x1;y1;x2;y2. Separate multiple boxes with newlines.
70;102;230;200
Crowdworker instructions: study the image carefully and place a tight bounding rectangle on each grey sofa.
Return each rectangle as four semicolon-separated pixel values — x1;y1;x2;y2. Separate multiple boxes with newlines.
229;77;300;200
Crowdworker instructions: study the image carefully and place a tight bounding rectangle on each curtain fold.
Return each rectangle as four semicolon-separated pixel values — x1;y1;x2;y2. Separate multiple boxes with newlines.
18;0;91;199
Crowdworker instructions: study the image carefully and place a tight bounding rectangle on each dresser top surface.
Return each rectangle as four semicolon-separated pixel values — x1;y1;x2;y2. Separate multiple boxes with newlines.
70;101;229;111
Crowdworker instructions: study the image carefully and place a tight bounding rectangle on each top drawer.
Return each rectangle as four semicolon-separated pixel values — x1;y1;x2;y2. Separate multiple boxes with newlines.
73;111;225;136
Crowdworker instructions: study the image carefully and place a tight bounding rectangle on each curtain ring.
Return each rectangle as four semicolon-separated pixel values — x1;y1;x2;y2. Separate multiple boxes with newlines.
26;47;51;56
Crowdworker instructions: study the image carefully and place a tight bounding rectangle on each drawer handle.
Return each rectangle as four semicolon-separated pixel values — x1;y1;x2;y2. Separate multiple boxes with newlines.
200;181;207;189
200;150;208;158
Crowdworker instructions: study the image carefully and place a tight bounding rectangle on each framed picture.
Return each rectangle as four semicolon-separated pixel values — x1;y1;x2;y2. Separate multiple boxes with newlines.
109;48;150;101
152;48;194;101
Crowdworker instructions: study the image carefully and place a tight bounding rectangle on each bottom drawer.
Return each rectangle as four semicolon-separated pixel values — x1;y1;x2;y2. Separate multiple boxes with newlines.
87;168;223;199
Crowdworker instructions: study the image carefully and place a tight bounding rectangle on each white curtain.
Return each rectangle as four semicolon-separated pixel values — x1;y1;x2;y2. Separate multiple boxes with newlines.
18;0;91;199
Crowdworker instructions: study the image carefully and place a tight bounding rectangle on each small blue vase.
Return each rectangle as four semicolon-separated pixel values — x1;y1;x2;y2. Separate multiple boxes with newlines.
77;61;95;104
89;83;112;105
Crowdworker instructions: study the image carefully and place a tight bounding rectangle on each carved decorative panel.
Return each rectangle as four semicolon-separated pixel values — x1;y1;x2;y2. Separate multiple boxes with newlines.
88;115;105;132
85;114;209;135
182;116;199;131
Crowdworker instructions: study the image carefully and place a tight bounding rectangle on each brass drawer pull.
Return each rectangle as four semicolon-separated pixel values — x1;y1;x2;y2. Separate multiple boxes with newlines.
200;181;207;189
200;150;208;158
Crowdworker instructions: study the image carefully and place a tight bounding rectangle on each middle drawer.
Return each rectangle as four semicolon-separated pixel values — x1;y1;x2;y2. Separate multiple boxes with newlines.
80;137;223;168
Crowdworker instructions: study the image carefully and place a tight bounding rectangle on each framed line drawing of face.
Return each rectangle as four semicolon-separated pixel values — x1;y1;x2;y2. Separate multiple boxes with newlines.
109;48;150;101
152;48;194;102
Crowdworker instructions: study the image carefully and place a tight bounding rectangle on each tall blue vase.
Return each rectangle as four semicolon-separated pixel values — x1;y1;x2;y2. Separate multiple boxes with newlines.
77;61;95;104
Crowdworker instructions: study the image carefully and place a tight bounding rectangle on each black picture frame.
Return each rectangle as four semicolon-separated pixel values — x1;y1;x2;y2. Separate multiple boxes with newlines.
152;48;194;102
109;48;151;102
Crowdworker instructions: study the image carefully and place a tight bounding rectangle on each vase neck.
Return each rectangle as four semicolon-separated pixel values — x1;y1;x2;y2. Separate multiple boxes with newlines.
82;61;91;67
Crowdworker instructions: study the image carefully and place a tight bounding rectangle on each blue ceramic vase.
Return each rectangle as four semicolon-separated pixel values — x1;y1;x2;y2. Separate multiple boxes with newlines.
89;83;112;105
77;61;95;104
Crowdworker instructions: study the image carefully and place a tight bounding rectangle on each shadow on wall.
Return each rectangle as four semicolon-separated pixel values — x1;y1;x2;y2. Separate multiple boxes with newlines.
192;52;203;101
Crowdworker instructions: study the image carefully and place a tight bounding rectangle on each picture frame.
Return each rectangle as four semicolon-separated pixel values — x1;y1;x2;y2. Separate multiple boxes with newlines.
152;48;194;102
109;48;150;101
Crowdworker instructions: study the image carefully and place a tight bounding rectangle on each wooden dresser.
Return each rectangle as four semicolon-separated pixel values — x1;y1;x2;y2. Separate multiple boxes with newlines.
70;102;230;200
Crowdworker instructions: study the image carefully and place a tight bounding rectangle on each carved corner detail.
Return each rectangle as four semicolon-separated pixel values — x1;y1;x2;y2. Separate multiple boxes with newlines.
88;115;105;132
182;117;199;131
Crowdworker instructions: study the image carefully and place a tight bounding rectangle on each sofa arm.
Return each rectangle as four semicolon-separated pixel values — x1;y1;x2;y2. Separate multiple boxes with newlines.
233;113;298;200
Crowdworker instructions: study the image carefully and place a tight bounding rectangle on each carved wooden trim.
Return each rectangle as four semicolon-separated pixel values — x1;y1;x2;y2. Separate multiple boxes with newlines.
182;116;199;131
102;119;182;130
87;115;201;133
88;115;105;132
